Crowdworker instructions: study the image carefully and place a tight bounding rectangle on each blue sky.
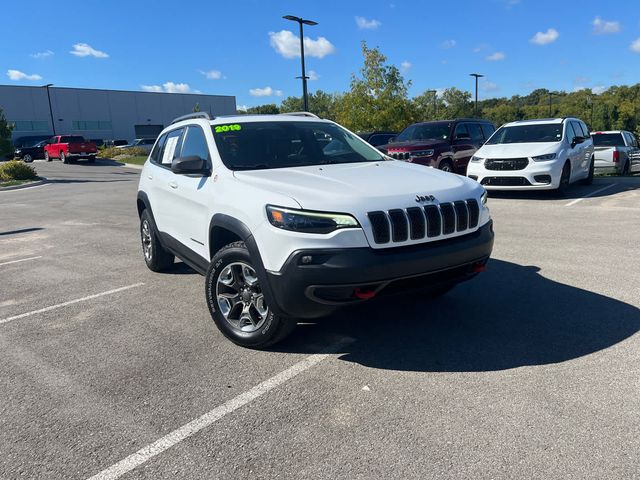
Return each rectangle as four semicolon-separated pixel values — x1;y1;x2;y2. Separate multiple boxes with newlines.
4;0;640;108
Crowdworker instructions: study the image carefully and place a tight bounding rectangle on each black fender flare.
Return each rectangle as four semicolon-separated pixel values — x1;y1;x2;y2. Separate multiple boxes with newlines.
209;214;286;317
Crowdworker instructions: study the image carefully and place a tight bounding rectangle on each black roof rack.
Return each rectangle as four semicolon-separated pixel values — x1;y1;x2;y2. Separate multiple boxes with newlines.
171;112;212;124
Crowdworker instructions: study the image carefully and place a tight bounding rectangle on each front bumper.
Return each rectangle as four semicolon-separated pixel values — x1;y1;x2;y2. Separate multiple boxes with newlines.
263;220;494;319
467;160;563;190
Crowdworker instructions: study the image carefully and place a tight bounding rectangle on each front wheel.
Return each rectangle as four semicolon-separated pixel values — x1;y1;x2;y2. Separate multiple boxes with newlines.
23;154;33;163
45;151;51;162
439;159;454;173
205;241;296;348
554;162;571;197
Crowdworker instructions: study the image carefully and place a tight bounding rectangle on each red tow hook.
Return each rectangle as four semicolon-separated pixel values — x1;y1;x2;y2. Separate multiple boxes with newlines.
354;287;377;300
472;262;487;273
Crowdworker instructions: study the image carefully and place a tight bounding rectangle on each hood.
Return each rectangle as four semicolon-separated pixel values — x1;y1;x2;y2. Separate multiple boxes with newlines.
383;139;447;151
476;142;561;158
233;161;482;213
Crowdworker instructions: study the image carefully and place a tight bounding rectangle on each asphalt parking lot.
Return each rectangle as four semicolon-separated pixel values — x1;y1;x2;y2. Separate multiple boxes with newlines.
1;160;639;479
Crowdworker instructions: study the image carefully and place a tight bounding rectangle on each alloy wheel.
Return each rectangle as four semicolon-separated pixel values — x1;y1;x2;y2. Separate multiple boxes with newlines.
141;219;153;261
216;262;269;333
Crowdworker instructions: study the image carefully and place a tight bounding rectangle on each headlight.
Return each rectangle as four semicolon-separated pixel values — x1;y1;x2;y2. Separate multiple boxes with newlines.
266;205;359;234
15;149;21;154
532;153;557;161
410;149;434;158
481;190;488;206
470;155;484;163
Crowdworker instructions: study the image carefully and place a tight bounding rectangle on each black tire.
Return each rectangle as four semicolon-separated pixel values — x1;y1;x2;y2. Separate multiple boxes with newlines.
45;151;51;162
23;154;33;163
60;151;68;164
622;159;631;176
140;209;174;272
439;159;454;173
554;161;571;197
580;157;594;185
87;156;96;163
205;241;296;349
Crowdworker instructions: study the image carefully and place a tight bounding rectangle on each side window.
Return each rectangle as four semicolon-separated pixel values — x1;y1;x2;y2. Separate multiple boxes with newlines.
579;122;590;138
481;124;496;140
453;123;470;140
180;126;210;161
566;122;577;143
467;123;484;144
368;134;391;147
160;129;184;166
571;121;584;139
630;134;638;148
149;133;167;164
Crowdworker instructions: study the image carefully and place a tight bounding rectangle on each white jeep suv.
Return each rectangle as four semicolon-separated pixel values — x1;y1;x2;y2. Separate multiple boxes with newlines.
467;117;595;193
137;112;494;348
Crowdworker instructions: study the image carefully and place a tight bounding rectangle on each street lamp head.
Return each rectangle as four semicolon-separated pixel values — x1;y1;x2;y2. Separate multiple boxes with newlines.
43;83;54;87
469;73;484;78
283;15;301;22
302;19;318;26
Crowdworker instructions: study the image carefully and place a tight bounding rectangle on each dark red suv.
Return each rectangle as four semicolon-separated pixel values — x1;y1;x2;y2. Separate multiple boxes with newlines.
380;119;496;174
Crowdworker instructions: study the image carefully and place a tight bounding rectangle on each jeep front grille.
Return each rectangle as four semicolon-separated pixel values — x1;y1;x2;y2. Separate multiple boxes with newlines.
388;151;411;160
367;199;480;245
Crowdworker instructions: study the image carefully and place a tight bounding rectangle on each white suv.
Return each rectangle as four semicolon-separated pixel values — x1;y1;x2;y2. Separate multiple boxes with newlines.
467;117;595;193
137;112;494;348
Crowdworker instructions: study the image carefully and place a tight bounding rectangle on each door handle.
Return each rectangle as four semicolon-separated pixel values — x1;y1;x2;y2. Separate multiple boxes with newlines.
147;175;153;180
168;181;178;189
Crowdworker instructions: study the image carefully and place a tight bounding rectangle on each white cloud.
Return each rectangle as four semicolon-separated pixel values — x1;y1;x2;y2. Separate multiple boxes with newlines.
441;39;456;49
269;30;336;59
30;50;54;59
592;86;607;95
486;51;505;61
7;69;42;81
308;70;319;81
355;16;381;30
70;43;109;58
400;61;412;73
473;44;489;53
141;82;196;93
530;28;559;45
237;105;249;112
481;80;499;92
249;86;283;97
592;17;620;35
630;38;640;53
200;69;222;80
573;86;588;92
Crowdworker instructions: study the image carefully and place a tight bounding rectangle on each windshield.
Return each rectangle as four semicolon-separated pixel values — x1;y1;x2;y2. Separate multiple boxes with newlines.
592;133;625;147
211;121;384;171
396;123;450;142
486;124;564;144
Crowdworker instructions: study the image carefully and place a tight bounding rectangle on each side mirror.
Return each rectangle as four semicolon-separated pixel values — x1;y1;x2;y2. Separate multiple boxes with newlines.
571;136;585;148
171;155;210;175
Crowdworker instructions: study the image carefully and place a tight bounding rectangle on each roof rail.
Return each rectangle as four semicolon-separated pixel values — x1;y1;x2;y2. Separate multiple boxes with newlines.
279;112;319;118
171;112;212;124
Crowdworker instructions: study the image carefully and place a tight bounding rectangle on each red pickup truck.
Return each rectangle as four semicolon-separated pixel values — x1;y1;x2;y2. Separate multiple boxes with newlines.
44;135;97;163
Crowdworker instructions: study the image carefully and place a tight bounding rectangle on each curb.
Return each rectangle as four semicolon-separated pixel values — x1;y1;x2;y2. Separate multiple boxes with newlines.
123;163;144;170
0;178;47;192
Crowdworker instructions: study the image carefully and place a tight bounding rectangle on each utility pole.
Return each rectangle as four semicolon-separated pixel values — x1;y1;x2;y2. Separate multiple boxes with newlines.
43;83;56;135
469;73;484;117
548;92;554;117
283;15;318;112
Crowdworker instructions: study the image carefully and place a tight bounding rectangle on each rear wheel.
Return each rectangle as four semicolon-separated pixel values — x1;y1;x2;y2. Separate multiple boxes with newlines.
439;159;454;173
44;151;51;162
60;151;68;164
87;155;96;163
580;157;594;185
622;159;631;176
23;154;33;163
205;241;296;348
140;210;174;272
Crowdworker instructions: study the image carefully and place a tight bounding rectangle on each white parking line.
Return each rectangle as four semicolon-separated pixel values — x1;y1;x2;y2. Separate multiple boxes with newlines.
565;183;617;207
86;338;354;480
0;283;145;325
0;256;42;267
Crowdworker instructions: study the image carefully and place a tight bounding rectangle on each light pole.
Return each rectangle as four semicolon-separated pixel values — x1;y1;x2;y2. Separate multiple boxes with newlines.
426;89;437;118
586;95;594;128
43;83;55;135
548;91;554;117
469;73;483;117
283;15;318;112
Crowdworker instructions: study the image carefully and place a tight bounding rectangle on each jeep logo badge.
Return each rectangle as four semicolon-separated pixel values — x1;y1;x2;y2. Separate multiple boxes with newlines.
415;194;436;203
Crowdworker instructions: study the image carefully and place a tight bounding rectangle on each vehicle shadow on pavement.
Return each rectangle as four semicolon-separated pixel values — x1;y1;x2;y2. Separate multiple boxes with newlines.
488;178;640;201
276;258;640;372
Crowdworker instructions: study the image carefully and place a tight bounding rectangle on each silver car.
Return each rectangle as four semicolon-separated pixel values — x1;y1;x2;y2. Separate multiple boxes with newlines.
115;138;156;153
592;130;640;175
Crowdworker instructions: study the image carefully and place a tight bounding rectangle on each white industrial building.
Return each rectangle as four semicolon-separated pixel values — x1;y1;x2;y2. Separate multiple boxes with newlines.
0;85;237;146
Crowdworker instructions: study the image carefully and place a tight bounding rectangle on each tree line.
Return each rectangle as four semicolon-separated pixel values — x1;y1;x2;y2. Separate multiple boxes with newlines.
242;42;640;137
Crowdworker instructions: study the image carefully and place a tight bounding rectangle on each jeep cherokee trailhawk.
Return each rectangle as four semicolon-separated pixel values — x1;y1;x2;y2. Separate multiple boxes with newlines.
137;112;494;348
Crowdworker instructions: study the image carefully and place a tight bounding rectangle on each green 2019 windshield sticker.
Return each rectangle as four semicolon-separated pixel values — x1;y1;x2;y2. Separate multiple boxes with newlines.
214;124;242;133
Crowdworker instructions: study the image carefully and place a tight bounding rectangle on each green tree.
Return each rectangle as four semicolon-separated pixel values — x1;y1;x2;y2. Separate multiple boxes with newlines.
243;104;280;115
440;88;473;119
336;42;414;131
192;102;201;113
0;108;12;158
280;90;341;120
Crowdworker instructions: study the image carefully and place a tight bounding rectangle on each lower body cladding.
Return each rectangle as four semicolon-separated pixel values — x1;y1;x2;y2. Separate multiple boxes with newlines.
262;221;494;319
